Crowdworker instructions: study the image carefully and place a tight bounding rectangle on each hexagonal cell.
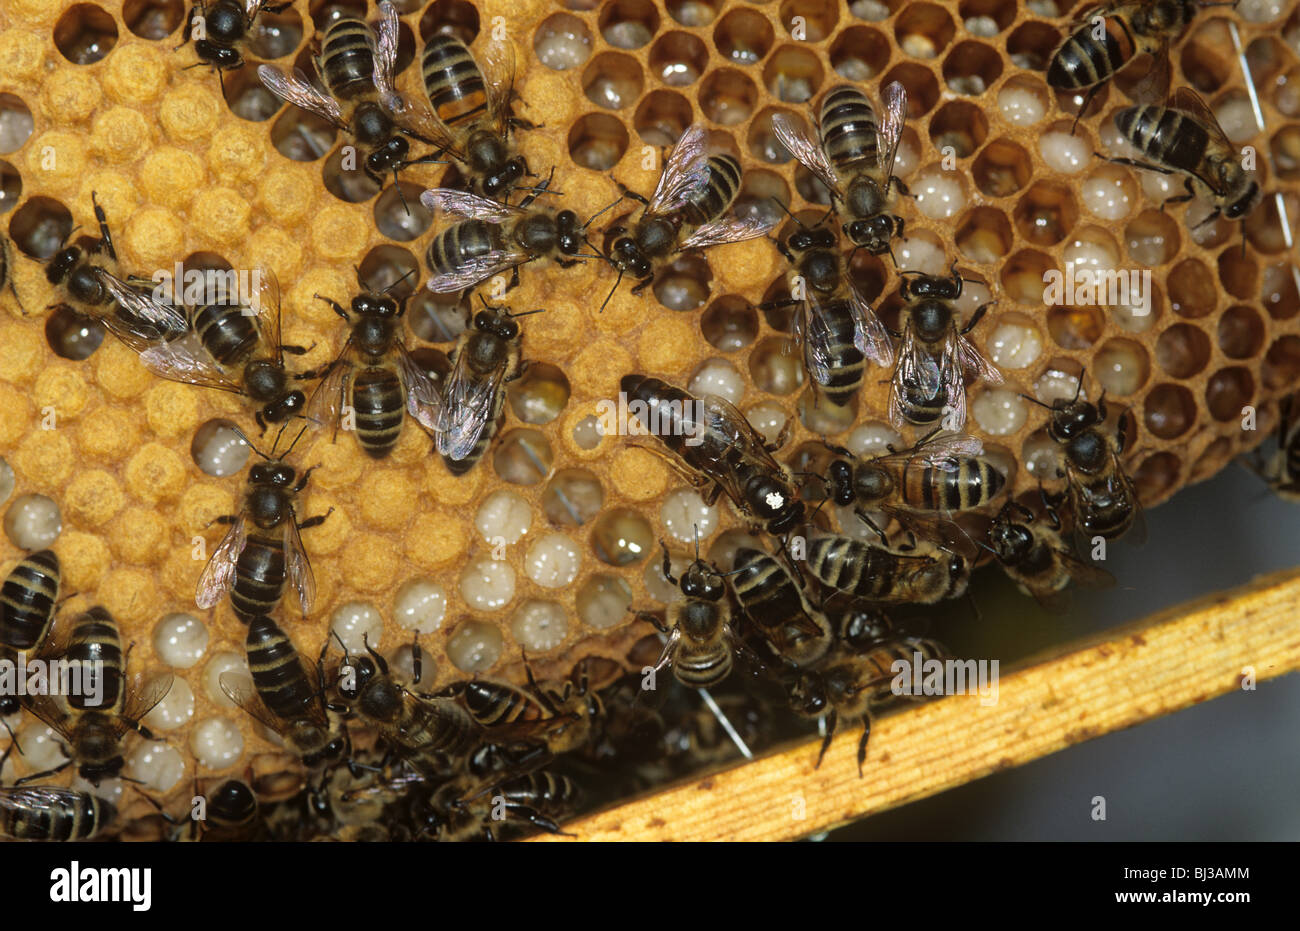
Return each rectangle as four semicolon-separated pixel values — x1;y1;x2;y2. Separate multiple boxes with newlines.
883;63;940;116
576;574;633;629
508;362;570;424
714;8;773;65
763;46;824;104
690;357;744;404
779;0;839;41
643;35;705;90
748;107;795;163
1000;250;1057;305
534;12;592;70
1189;437;1234;483
985;312;1043;370
409;292;468;342
958;0;1015;34
1217;305;1265;360
1046;305;1104;350
1143;383;1196;439
1038;125;1092;174
748;336;804;394
0;162;18;220
45;307;105;361
445;619;503;673
829;26;890;81
1262;335;1300;390
1014;180;1079;246
701;295;758;351
633;90;694;146
1277;67;1300;117
270;103;336;160
568;113;629;170
373;182;433;242
971;388;1028;436
955;207;1012;264
973;139;1032;198
701;69;758;125
1217;247;1258;301
583;52;644;109
653;254;711;311
542;468;604;527
1093;338;1150;396
123;0;185;40
997;75;1049;125
493;428;554;485
893;3;955;59
733;170;791;227
1205;367;1254;422
929;101;988;159
1123;210;1181;266
9;196;73;259
1080;164;1138;221
1133;452;1182;504
1244;194;1298;255
1007;20;1059;70
1261;263;1300;320
667;0;721;26
1271;125;1300;181
358;245;418;297
591;508;654;566
599;0;661;49
192;419;251;477
941;40;1002;95
0;95;34;155
418;0;479;42
1155;323;1211;378
54;4;119;64
1167;258;1217;318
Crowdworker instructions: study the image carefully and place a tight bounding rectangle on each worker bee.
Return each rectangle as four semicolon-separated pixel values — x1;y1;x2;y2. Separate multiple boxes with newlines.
17;607;174;787
334;634;478;777
194;778;263;842
179;0;290;74
221;615;350;772
133;268;312;432
1255;394;1300;502
45;193;187;348
424;299;537;474
889;264;1002;431
1030;380;1146;544
371;2;533;200
787;637;947;775
196;429;331;622
304;271;442;459
823;430;1006;535
621;374;805;535
420;181;598;294
1109;87;1261;227
806;533;970;605
419;770;579;842
257;15;438;192
771;82;909;259
762;219;893;407
730;547;833;669
0;786;116;841
597;123;776;307
0;549;60;661
988;499;1116;611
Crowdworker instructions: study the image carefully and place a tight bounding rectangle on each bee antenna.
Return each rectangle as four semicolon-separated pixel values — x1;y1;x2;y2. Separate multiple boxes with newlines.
331;630;351;660
392;172;413;217
508;307;546;319
1019;392;1052;410
279;422;310;460
599;268;624;313
769;197;801;225
232;427;271;462
383;267;417;294
692;523;700;561
579;193;629;233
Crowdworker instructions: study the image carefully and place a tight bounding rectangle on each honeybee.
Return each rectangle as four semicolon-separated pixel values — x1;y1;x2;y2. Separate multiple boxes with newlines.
621;374;805;535
133;268;313;432
787;637;947;775
772;82;909;258
304;271;442;459
598;123;776;306
0;549;60;661
425;770;578;842
45;193;187;348
221;615;350;772
196;429;332;622
334;635;478;777
179;0;290;74
421;182;596;294
18;607;174;787
763;220;893;407
194;778;263;842
823;430;1006;534
730;547;833;669
1256;394;1300;502
425;299;536;474
257;15;438;191
0;786;116;841
988;499;1116;611
372;2;533;200
889;264;1002;431
806;533;970;605
1030;380;1146;543
1109;88;1261;227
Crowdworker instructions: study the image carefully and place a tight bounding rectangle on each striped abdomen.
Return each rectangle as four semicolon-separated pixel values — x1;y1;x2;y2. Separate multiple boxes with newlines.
1046;16;1136;89
498;771;577;808
421;34;486;125
807;536;930;601
318;18;375;102
0;788;114;841
65;607;124;713
0;549;60;651
820;85;879;170
619;374;705;464
682;155;742;228
232;532;287;624
811;299;866;404
427;220;500;278
401;697;477;755
350;364;405;458
853;637;947;704
442;392;505;475
462;680;544;728
194;301;258;367
900;457;1005;510
245;615;315;720
673;643;732;688
896;371;946;426
1114;106;1210;177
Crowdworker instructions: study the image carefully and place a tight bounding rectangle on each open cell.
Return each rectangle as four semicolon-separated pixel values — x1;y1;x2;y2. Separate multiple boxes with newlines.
650;32;707;87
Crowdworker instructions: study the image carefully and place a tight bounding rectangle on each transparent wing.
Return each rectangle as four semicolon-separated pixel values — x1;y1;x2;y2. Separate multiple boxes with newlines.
425;249;523;293
373;1;404;112
219;672;286;734
1172;86;1235;165
771;113;841;198
138;334;244;392
397;344;443;433
874;432;985;471
20;694;75;744
649;122;710;215
698;394;790;508
258;65;346;129
436;351;505;459
955;332;1003;385
0;785;87;816
196;514;248;609
939;348;969;431
480;35;518;133
123;671;175;725
848;280;894;368
420;188;522;223
302;345;353;433
799;294;836;387
679;214;777;251
875;81;908;182
284;515;316;616
899;327;942;398
1127;49;1172;107
99;272;188;337
246;266;283;364
245;0;272;20
1059;548;1118;591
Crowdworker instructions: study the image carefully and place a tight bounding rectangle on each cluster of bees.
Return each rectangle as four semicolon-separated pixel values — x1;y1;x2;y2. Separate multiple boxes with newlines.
0;0;1280;841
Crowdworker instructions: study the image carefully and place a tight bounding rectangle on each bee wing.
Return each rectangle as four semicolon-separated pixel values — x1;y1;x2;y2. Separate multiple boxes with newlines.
138;334;244;392
195;513;248;610
648;122;710;215
1171;87;1236;178
425;249;523;293
679;213;778;251
875;81;908;182
939;348;969;431
123;671;175;726
480;35;518;134
900;329;942;398
219;672;286;734
372;1;404;112
21;693;75;743
284;514;316;617
771;114;842;199
435;352;504;460
798;294;836;387
0;785;87;815
914;431;985;462
302;343;355;432
246;0;274;19
98;272;189;338
955;332;1003;385
1058;548;1118;591
699;394;788;482
245;266;283;364
258;65;347;130
848;280;894;368
1127;49;1172;106
396;343;444;433
420;188;522;223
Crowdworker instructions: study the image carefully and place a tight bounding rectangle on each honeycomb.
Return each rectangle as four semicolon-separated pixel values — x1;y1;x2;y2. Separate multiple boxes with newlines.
0;0;1299;834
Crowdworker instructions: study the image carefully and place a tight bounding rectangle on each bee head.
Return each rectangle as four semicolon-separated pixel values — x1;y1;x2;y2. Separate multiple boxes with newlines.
196;42;243;69
556;210;582;255
610;236;651;278
46;246;81;285
251;462;296;487
989;514;1034;562
680;559;725;601
1222;177;1261;221
1048;396;1103;441
843;215;894;253
475;309;519;341
826;459;857;506
838;607;892;652
747;476;803;533
353;292;400;317
787;672;827;718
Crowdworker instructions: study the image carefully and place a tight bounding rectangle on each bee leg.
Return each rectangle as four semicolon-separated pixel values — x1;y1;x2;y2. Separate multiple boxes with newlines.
296;507;334;531
208;513;238;527
14;759;72;784
610;180;650;208
856;714;872;777
1099;154;1174;175
90;191;118;262
961;301;993;334
634;610;669;637
1160;179;1196;212
814;710;837;769
508;803;574;837
660;542;678;586
520;650;559;715
264;1;293;11
855;509;890;547
629;274;653;295
411;634;423;687
1068;85;1103;136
